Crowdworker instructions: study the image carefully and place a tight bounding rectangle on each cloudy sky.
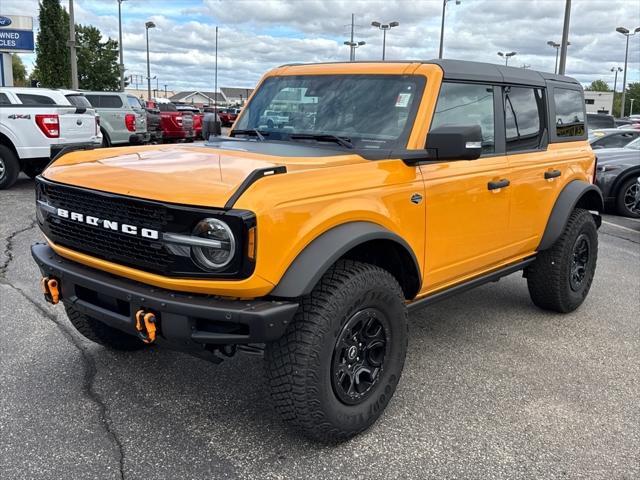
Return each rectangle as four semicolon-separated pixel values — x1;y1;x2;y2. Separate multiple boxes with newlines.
3;0;639;92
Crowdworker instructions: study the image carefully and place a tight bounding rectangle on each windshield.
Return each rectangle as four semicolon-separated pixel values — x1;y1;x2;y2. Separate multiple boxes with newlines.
234;74;425;149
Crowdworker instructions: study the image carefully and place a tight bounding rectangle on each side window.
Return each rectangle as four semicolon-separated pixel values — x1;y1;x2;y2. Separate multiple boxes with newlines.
0;92;11;105
17;93;56;105
504;87;545;152
603;133;634;148
85;95;100;107
127;96;143;109
554;88;585;138
430;82;495;154
100;95;123;108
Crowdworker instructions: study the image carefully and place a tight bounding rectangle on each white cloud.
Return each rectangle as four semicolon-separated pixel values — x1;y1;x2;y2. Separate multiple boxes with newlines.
3;0;639;91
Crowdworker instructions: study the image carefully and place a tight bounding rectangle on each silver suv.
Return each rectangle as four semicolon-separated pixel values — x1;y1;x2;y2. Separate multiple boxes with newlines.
84;92;149;146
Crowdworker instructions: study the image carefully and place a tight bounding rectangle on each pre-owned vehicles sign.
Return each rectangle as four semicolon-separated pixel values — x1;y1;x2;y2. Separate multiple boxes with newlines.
0;14;34;52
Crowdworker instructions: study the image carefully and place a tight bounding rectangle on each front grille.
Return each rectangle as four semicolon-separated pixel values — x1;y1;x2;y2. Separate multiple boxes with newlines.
39;181;175;273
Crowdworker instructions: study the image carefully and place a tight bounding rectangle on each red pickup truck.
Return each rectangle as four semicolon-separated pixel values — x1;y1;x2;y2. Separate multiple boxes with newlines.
176;105;203;139
151;101;194;142
218;108;240;127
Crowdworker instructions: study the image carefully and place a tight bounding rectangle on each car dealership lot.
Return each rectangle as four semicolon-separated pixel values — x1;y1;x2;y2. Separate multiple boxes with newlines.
1;176;638;480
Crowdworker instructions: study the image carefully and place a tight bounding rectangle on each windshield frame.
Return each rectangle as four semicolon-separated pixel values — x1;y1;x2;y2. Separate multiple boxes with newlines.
232;74;426;152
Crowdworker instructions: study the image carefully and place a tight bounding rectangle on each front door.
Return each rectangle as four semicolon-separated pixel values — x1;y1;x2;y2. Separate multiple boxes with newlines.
420;82;513;293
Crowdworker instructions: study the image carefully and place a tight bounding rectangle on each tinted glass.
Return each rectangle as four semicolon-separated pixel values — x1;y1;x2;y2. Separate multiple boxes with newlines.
504;87;545;152
100;95;123;108
586;114;615;129
236;74;425;150
66;94;91;108
127;96;143;109
85;95;100;107
0;92;10;105
600;133;635;148
555;88;586;137
17;93;56;105
430;82;495;154
158;103;177;112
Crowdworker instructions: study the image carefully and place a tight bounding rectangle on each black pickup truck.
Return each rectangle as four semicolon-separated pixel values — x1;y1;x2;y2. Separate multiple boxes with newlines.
144;103;163;143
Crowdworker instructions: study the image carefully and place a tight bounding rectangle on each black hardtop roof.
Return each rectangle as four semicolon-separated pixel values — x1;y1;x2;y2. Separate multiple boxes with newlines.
279;59;581;88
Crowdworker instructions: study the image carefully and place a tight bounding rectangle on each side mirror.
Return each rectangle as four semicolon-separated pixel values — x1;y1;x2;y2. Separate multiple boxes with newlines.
426;125;483;161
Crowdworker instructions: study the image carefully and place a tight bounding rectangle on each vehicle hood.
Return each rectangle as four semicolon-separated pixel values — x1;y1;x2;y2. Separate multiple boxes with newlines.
595;148;640;166
42;143;368;207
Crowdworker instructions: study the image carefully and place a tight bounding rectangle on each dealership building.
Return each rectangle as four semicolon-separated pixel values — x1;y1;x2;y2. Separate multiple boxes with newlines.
584;91;614;115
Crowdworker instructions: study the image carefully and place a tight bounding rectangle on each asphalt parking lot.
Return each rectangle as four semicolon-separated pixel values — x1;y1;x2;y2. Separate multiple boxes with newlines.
1;174;639;480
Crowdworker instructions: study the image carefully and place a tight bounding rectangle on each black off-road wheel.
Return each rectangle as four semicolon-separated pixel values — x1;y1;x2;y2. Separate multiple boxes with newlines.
265;260;408;443
0;144;20;190
615;177;640;218
65;305;148;351
526;208;598;313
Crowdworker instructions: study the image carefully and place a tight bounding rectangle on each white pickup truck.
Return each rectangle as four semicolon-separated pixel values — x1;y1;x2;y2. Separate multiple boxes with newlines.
0;87;102;189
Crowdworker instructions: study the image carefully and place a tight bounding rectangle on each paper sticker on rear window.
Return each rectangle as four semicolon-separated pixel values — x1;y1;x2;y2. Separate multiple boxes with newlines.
395;93;412;108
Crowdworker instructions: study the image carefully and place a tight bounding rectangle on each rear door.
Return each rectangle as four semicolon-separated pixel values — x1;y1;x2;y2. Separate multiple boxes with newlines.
420;82;513;290
59;93;98;144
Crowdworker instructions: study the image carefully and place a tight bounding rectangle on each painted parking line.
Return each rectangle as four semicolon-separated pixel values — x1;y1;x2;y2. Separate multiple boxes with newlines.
602;220;640;234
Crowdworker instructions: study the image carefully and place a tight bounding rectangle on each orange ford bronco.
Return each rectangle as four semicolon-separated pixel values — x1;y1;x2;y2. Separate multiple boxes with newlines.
32;60;602;442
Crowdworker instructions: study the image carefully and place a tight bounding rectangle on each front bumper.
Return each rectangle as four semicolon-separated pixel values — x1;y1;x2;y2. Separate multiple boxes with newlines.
32;244;298;347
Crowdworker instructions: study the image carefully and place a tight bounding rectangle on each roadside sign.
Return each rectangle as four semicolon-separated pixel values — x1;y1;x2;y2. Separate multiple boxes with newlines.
0;15;34;52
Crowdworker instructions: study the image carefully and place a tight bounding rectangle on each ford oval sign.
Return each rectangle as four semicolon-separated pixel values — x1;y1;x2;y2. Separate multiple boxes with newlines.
0;16;12;27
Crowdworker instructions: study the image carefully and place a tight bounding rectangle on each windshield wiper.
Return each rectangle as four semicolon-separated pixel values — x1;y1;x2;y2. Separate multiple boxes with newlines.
289;133;354;149
231;129;268;141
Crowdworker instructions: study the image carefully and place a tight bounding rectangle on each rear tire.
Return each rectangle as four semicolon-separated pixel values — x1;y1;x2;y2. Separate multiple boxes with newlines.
100;130;111;148
265;260;408;443
526;208;598;313
0;144;20;190
615;177;640;218
65;305;148;351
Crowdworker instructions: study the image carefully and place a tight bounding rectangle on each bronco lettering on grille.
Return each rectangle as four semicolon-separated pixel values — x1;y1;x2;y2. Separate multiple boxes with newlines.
56;208;159;240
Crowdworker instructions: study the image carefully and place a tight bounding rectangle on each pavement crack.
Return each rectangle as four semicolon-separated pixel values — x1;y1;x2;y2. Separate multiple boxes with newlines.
2;281;126;480
0;218;37;278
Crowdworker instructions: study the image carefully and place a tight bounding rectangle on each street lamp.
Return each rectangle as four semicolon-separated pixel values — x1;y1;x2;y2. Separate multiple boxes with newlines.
371;21;399;61
145;21;156;101
438;0;461;59
117;0;127;91
547;40;570;74
610;66;623;93
497;51;517;66
343;40;366;61
616;26;640;117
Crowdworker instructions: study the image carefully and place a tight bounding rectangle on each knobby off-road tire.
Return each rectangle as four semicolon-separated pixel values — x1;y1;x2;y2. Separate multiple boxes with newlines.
265;260;408;443
65;305;148;351
526;208;598;313
0;144;20;190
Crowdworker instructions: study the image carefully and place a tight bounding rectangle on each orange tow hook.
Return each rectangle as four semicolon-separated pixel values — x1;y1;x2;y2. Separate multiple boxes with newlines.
41;277;60;304
135;310;157;344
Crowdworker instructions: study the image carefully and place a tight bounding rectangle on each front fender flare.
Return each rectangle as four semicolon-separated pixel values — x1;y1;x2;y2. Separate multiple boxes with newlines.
537;180;603;251
270;221;421;298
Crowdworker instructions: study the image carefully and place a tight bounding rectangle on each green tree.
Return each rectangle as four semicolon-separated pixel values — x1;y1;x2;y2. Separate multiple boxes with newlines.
623;82;640;116
11;54;27;86
585;79;610;91
76;25;120;91
33;0;70;88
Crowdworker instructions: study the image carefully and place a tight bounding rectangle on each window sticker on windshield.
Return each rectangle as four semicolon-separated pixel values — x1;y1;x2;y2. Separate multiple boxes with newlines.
395;93;412;108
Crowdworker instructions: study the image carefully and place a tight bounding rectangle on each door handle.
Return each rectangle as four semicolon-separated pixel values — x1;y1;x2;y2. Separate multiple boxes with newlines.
488;179;510;190
544;169;561;180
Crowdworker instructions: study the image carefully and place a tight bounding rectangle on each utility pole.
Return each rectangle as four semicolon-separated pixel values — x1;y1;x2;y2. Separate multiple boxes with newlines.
68;0;78;89
349;14;354;61
558;0;571;75
117;0;126;91
611;66;622;92
164;84;167;98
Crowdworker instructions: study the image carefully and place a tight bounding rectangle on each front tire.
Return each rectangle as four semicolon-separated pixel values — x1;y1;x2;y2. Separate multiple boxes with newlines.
526;208;598;313
265;260;408;442
65;305;148;351
615;177;640;218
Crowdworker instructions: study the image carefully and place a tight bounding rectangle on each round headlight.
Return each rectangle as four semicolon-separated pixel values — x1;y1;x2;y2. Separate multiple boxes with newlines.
191;218;236;270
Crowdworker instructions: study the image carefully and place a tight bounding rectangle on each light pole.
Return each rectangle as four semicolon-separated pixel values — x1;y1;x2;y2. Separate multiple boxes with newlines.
371;21;399;61
547;40;570;74
611;66;623;92
497;51;517;66
557;0;571;75
439;0;461;59
145;21;156;101
631;98;635;116
343;41;366;61
616;26;640;117
117;0;127;91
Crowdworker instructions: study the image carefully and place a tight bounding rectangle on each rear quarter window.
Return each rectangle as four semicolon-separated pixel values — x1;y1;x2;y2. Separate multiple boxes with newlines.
65;94;92;108
0;92;11;105
127;96;143;109
554;88;585;138
99;95;124;108
17;93;56;105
